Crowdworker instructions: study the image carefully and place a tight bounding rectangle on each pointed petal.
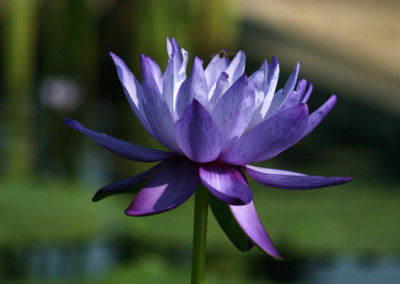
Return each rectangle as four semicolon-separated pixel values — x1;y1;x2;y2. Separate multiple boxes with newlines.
141;55;181;152
163;37;186;114
205;51;230;88
301;82;313;103
175;57;208;119
208;72;230;111
281;79;307;110
249;60;267;93
263;56;280;98
125;159;200;216
245;165;352;189
283;62;300;98
230;201;282;259
209;195;254;251
174;100;222;163
297;95;337;142
92;162;165;201
224;51;246;84
64;118;176;162
265;62;299;118
199;164;253;205
211;75;255;149
220;104;309;165
109;52;157;138
247;58;280;131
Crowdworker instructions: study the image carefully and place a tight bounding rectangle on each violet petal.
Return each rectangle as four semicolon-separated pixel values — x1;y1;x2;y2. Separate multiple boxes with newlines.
175;57;209;119
125;159;200;216
174;100;222;163
93;162;165;201
109;52;157;138
64;118;176;162
230;201;282;259
205;51;230;89
212;75;255;149
163;37;187;115
265;62;299;118
297;95;337;142
220;104;309;165
224;51;246;84
245;165;352;189
200;163;253;205
141;55;181;152
208;72;230;111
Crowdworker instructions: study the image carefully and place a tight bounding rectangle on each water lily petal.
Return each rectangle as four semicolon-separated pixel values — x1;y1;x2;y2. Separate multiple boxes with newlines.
109;52;157;138
230;201;282;259
211;75;255;149
301;82;313;103
281;79;307;110
220;104;309;165
205;51;230;89
163;37;187;115
264;62;299;118
209;195;254;251
283;62;300;98
175;57;208;119
247;58;280;130
125;159;200;216
199;164;253;205
174;100;222;163
208;72;230;111
245;165;352;189
141;55;181;152
92;162;165;201
297;95;337;142
224;51;246;85
64;118;176;162
263;56;280;98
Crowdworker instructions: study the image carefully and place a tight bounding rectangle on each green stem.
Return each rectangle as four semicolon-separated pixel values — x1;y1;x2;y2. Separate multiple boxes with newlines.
191;186;209;284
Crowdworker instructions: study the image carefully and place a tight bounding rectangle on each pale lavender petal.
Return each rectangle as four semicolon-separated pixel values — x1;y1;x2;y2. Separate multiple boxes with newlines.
230;201;282;259
283;62;300;97
265;62;299;118
296;95;337;142
109;52;157;138
146;56;163;92
211;75;255;150
263;56;280;98
174;100;222;163
220;104;309;165
246;56;283;129
163;37;187;115
301;82;313;103
92;162;164;201
167;36;183;63
125;159;200;216
199;164;253;205
141;55;181;152
249;60;268;109
205;51;230;88
208;72;230;111
245;165;352;189
64;118;176;162
280;79;307;110
175;57;208;119
224;51;246;84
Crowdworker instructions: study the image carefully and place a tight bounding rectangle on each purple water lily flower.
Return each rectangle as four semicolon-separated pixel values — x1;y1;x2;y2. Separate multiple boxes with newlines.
64;37;351;259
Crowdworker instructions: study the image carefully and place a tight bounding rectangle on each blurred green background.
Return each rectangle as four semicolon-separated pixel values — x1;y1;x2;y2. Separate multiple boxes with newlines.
1;0;400;283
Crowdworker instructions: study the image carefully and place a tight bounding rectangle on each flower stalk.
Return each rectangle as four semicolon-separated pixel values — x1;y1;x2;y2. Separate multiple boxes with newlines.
191;186;209;284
